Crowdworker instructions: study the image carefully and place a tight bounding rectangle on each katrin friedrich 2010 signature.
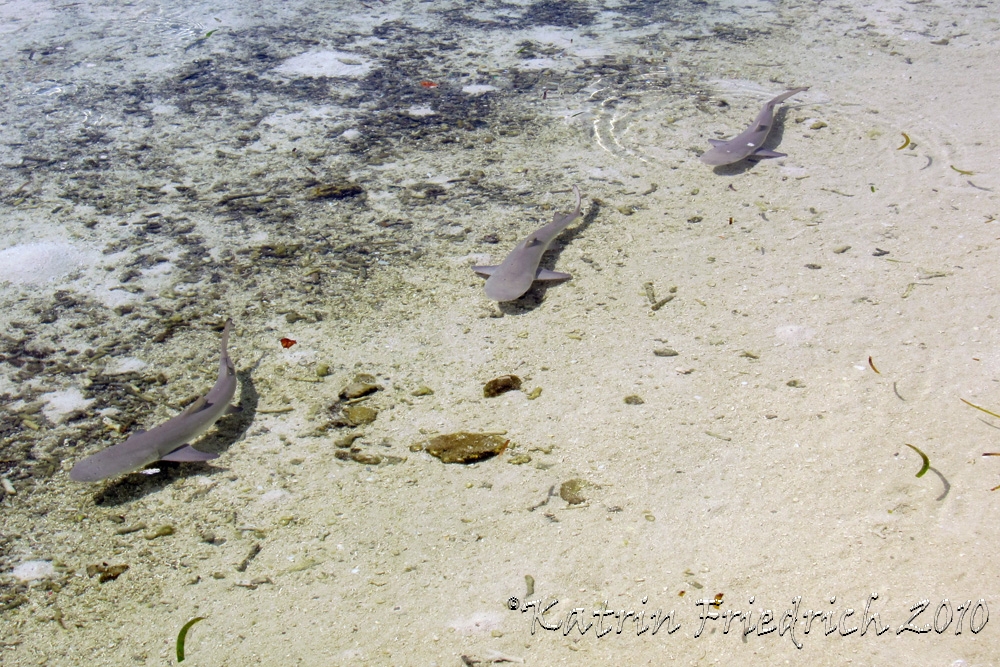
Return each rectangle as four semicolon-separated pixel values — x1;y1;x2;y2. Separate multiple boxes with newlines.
510;594;989;649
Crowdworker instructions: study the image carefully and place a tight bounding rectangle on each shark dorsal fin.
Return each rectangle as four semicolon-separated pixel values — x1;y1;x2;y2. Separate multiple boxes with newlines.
160;444;220;462
180;396;209;416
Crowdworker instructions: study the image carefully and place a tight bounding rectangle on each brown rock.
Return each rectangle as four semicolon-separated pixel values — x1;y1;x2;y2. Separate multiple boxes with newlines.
560;478;591;505
341;405;378;426
417;432;510;464
335;449;383;465
340;374;382;399
483;374;522;398
87;562;130;583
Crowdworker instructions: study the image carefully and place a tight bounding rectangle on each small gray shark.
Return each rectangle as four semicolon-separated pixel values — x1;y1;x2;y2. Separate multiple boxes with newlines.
472;186;582;301
70;319;239;482
700;87;809;166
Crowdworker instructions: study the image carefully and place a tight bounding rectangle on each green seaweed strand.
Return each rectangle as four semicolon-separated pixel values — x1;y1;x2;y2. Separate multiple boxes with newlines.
904;444;930;478
961;397;1000;420
176;616;206;663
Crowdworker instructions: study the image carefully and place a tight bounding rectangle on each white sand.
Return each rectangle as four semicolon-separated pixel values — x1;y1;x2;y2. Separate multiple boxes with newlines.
273;50;373;79
0;242;94;285
11;560;55;582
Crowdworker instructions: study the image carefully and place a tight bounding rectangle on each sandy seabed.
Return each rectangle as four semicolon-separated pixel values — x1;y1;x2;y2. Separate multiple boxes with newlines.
1;0;999;665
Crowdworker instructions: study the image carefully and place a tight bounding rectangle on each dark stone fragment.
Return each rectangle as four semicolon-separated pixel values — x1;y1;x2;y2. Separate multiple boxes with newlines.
483;374;522;398
308;182;364;199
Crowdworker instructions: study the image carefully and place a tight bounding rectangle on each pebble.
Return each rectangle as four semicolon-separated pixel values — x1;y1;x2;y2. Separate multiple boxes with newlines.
341;405;378;426
144;525;175;540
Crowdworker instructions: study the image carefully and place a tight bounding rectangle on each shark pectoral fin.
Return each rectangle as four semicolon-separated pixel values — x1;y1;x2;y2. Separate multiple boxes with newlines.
160;445;220;462
225;404;242;414
472;265;498;277
707;139;728;147
750;149;787;160
535;269;572;282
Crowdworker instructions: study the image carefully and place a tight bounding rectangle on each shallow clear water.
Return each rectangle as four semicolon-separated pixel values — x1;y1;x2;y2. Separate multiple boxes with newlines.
2;1;999;664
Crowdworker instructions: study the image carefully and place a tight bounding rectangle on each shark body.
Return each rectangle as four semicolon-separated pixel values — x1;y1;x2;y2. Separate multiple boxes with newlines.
700;87;809;166
472;186;582;301
70;319;238;482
